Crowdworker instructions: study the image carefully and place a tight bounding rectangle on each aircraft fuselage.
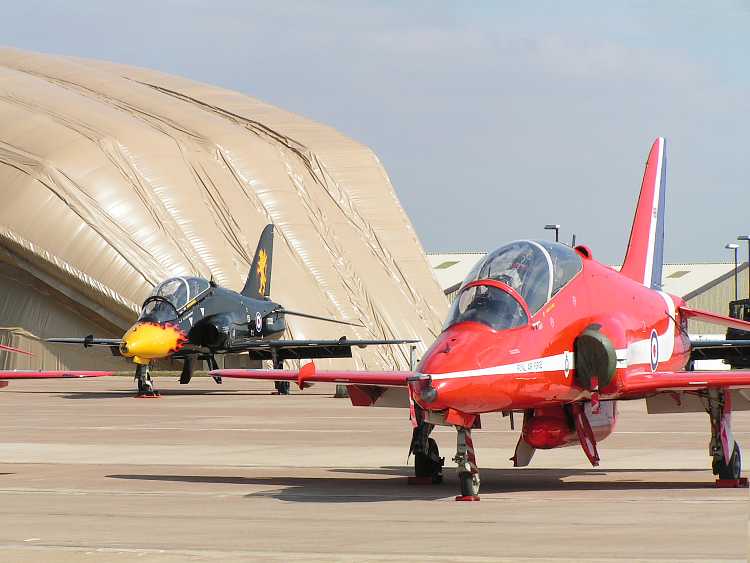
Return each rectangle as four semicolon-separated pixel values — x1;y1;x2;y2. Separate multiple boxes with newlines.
415;248;692;415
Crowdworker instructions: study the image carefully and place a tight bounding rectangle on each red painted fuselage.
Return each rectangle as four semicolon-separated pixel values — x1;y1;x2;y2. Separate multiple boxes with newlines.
415;248;691;415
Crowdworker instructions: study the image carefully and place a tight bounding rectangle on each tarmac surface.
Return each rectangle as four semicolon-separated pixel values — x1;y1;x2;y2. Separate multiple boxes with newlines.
0;376;748;562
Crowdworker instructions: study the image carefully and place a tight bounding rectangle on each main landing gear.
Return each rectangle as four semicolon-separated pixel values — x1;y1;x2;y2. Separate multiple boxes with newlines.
409;422;444;484
407;415;481;500
180;355;222;386
271;354;290;395
707;389;746;486
135;363;158;398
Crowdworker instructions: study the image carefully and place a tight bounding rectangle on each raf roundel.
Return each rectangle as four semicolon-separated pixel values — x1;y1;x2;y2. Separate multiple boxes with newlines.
563;350;571;378
255;312;263;333
649;329;659;372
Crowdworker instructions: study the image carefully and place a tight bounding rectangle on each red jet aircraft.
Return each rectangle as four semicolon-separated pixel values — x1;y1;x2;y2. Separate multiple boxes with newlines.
213;138;750;500
0;343;109;388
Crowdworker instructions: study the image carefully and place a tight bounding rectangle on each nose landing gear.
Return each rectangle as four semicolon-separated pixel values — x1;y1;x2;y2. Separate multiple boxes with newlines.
454;426;480;501
407;413;482;499
134;363;159;398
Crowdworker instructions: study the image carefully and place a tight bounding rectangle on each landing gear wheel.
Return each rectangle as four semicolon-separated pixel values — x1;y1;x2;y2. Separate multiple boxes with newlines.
274;381;290;395
453;426;480;500
459;472;480;497
714;443;742;480
135;364;159;397
414;437;444;483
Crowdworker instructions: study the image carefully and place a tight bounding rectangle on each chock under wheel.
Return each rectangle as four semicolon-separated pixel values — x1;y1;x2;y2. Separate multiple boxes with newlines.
715;477;748;488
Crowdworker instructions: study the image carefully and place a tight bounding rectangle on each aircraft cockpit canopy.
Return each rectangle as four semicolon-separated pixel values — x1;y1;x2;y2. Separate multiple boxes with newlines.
445;241;582;331
446;284;528;331
141;276;210;319
462;240;582;313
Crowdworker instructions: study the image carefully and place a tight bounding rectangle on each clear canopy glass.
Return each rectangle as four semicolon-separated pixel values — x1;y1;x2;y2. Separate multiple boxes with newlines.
445;284;528;331
460;240;582;315
142;276;210;316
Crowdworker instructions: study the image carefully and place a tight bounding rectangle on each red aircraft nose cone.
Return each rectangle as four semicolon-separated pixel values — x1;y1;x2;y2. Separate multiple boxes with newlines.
416;322;523;413
419;323;493;375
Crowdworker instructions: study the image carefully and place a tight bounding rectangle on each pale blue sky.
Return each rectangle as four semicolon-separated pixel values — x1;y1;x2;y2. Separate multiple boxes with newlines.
3;1;749;263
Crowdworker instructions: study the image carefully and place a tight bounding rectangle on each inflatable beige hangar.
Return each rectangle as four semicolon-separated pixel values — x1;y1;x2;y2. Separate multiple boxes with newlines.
0;48;448;372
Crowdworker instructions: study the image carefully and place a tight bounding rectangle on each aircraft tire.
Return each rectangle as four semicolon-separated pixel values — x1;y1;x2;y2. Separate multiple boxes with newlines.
714;443;742;480
274;381;291;395
459;471;479;497
415;438;443;482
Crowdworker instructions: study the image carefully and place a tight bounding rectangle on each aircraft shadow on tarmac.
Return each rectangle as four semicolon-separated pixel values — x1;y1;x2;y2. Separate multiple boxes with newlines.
107;467;713;503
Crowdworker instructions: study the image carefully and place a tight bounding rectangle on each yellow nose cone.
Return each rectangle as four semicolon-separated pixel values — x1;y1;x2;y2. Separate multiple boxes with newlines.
120;322;187;364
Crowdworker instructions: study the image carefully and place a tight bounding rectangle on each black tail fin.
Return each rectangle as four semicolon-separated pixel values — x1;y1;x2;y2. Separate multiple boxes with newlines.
241;224;274;299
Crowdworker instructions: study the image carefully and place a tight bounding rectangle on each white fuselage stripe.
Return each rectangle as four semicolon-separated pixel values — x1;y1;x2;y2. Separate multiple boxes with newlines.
425;351;571;381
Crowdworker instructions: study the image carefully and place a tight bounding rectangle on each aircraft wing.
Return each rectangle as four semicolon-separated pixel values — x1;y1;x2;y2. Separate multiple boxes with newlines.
680;306;750;332
0;370;113;380
213;362;412;387
46;337;122;347
225;338;420;361
619;370;750;398
690;339;750;361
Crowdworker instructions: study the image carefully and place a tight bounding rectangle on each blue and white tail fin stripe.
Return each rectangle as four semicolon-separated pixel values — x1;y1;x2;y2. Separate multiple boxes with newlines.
648;139;667;289
620;137;667;289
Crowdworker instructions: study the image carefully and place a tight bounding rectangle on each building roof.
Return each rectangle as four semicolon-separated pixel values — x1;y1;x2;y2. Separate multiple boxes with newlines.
428;252;488;294
428;251;741;299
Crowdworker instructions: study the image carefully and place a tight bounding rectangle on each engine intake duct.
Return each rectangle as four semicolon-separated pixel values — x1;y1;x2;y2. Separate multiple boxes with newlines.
574;325;616;389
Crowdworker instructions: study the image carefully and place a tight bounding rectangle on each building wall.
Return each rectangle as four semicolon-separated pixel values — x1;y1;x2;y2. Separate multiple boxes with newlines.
686;265;749;334
0;262;124;370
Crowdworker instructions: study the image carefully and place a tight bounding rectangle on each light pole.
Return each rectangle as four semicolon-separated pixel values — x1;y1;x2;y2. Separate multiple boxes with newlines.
725;243;739;300
738;235;750;300
544;224;560;243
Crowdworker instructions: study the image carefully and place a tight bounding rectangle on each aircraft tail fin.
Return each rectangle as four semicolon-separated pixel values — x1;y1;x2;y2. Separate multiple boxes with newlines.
241;224;274;299
620;137;667;289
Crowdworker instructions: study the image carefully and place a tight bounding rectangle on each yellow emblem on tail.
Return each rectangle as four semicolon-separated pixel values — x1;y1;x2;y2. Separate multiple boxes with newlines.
257;248;268;296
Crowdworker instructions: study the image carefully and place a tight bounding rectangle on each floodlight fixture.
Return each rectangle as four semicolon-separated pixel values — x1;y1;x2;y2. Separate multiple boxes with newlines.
726;243;740;300
544;224;560;242
737;236;750;299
